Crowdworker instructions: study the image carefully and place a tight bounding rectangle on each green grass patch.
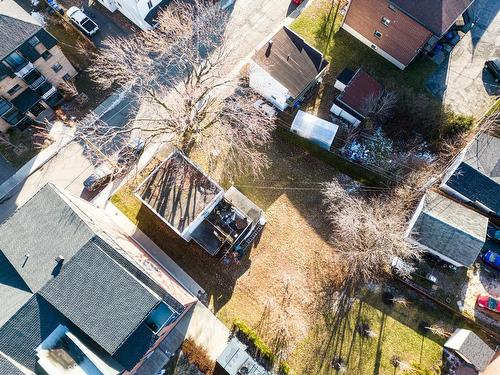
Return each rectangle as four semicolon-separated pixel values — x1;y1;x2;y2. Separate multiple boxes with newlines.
289;282;478;375
290;0;436;93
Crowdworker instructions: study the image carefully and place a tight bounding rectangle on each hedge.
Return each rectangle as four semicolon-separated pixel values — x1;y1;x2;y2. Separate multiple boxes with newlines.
233;319;292;375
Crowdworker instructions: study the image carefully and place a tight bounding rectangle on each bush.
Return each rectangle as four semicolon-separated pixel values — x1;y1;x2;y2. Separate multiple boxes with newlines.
233;319;292;375
181;338;215;375
441;113;474;139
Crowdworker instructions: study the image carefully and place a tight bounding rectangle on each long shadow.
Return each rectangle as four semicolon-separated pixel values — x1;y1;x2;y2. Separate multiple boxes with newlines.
136;203;249;313
467;0;500;50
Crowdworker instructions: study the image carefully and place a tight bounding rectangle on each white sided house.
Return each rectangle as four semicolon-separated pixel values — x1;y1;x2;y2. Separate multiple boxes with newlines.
330;68;383;127
98;0;166;30
135;150;265;258
250;26;328;111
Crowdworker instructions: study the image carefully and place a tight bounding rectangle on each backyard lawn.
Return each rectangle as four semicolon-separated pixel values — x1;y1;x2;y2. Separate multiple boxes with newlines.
109;134;469;374
290;0;437;117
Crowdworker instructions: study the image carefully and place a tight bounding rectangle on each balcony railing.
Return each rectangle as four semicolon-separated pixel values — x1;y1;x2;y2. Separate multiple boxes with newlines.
14;62;35;78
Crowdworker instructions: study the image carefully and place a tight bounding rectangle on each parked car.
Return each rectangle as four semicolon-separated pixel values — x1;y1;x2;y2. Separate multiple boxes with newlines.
482;250;500;271
292;0;304;4
253;99;278;119
117;138;145;167
67;7;99;37
476;294;500;314
487;226;500;242
83;164;113;191
484;59;500;82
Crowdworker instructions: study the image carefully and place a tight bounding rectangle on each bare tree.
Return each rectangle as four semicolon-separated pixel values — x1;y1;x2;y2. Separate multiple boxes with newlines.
322;178;421;290
82;0;274;177
362;90;397;124
425;323;452;338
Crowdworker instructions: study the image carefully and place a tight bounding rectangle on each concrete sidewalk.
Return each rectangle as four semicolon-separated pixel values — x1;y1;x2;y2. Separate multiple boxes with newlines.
104;202;205;297
0;122;75;202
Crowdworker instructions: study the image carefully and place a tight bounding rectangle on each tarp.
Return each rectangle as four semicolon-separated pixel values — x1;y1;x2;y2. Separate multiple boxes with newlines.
290;110;339;150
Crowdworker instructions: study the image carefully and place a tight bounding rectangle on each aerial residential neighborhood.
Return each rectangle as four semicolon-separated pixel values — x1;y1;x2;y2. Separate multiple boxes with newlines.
0;0;499;374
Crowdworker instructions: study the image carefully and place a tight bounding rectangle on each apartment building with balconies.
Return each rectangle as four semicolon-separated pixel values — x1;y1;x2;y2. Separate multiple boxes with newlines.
0;0;77;132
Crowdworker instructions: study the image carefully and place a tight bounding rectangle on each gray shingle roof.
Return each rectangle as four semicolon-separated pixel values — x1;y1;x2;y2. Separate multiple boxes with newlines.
0;184;94;295
390;0;474;36
39;237;161;354
446;162;500;215
412;191;488;266
0;0;41;59
0;251;31;327
445;329;495;371
0;353;24;375
463;133;500;184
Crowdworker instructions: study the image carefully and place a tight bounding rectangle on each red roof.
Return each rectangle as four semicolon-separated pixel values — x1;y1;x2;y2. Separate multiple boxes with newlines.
337;69;383;117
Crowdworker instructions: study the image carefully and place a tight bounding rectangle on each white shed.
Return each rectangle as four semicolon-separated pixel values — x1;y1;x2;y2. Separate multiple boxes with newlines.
290;110;339;150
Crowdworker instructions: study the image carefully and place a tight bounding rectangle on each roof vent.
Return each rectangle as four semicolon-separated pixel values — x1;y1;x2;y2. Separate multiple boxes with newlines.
55;255;65;263
265;40;273;57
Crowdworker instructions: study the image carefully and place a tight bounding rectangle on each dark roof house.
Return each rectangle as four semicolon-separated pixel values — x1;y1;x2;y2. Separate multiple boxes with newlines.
444;329;496;372
407;191;488;267
0;184;195;375
330;68;384;126
249;26;329;111
441;133;500;216
342;0;475;69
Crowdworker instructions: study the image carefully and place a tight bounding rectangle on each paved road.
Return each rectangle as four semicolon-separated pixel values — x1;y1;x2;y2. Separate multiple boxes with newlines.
427;0;500;117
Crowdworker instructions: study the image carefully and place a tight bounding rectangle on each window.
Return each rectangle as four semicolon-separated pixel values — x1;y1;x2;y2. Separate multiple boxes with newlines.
28;36;40;47
51;63;62;73
147;0;153;8
41;51;52;61
381;17;390;26
374;30;382;39
370;44;377;50
388;4;396;11
7;84;21;96
4;51;27;70
62;73;71;81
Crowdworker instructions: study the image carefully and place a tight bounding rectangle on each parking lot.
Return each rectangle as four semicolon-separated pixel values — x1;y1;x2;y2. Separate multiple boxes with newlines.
427;0;500;117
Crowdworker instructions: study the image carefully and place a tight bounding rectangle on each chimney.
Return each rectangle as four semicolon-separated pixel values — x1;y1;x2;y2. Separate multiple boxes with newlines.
55;255;65;263
265;40;273;58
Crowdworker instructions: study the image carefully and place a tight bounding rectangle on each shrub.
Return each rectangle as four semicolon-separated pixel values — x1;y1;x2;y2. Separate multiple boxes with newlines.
441;113;474;139
181;338;215;375
233;319;292;375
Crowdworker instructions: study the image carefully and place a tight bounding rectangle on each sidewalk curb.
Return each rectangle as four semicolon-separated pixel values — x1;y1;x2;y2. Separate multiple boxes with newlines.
0;127;74;203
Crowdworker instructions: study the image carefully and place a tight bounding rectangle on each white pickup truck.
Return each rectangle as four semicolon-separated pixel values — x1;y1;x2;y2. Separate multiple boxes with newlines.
67;7;99;37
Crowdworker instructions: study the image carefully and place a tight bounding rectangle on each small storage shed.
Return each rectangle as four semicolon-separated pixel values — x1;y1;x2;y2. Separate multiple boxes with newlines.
290;110;339;150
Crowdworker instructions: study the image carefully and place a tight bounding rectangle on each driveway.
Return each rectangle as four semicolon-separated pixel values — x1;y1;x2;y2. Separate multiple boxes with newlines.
426;0;500;118
57;0;137;47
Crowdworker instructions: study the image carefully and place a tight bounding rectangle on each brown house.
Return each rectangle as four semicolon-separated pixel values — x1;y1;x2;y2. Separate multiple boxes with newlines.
342;0;474;69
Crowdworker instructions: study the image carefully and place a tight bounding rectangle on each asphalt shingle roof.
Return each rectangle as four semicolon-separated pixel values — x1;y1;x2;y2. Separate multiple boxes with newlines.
0;184;94;296
445;329;495;371
0;0;41;59
412;191;488;267
462;133;500;184
253;27;328;98
446;162;500;215
337;69;384;116
390;0;474;36
0;353;24;375
39;237;161;354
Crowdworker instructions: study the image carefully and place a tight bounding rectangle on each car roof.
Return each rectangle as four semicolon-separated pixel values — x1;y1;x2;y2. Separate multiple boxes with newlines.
68;7;87;22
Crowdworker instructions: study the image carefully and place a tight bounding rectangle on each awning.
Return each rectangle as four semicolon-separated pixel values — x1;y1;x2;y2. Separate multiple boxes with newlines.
11;88;40;113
